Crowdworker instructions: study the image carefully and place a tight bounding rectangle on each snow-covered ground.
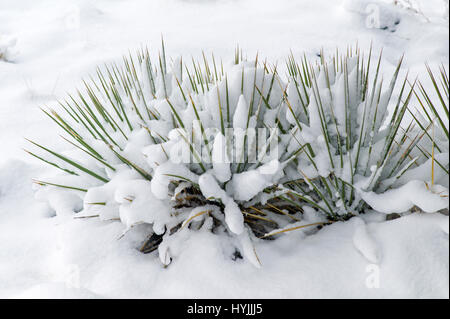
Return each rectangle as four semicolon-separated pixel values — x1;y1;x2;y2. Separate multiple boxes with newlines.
0;0;448;298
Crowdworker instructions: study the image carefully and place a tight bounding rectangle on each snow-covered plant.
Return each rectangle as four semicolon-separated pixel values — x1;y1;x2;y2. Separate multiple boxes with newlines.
283;48;423;218
26;44;440;266
27;44;311;266
407;64;449;187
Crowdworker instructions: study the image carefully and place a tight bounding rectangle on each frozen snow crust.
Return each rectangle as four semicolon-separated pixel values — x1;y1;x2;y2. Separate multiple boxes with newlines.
26;46;449;268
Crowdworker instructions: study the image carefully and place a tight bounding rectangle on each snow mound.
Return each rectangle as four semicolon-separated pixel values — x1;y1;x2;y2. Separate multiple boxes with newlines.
0;35;18;62
360;180;449;213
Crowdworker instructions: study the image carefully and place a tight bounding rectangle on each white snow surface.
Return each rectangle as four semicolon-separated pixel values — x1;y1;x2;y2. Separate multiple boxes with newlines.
361;180;449;214
0;0;448;298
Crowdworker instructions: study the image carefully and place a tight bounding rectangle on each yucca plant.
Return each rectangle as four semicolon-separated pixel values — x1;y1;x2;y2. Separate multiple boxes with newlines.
27;42;305;267
27;43;440;267
404;64;449;188
279;47;425;218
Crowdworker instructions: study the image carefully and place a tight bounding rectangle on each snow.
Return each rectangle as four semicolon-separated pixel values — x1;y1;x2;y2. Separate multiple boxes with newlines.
360;180;449;213
198;172;244;235
0;34;17;62
212;132;232;183
233;95;249;129
151;161;199;200
0;0;448;298
115;179;172;233
230;160;282;201
352;217;381;264
15;283;102;299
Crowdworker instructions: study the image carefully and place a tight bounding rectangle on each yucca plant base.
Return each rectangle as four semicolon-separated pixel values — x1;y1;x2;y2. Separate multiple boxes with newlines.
28;45;449;267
